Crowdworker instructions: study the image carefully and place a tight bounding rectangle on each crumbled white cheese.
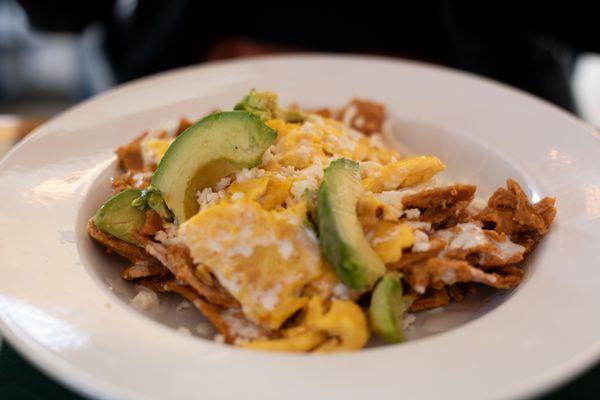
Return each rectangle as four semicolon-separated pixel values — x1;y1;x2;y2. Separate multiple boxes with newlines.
196;187;226;211
261;147;276;166
374;189;417;209
434;222;526;262
404;208;421;220
132;172;151;187
403;313;417;330
214;177;232;191
235;167;265;183
494;239;527;261
426;307;445;315
439;268;458;284
231;192;245;200
405;220;432;232
131;289;160;311
414;284;426;294
277;239;294;260
221;311;262;339
154;222;180;246
332;282;352;300
342;105;358;127
334;132;357;152
446;223;488;250
368;133;387;149
213;334;226;343
252;284;282;311
467;196;488;214
144;242;168;265
359;161;382;178
176;300;192;312
372;190;403;207
371;224;407;246
354;116;366;128
304;226;318;243
346;128;365;141
177;326;192;336
289;165;324;202
195;322;214;336
412;230;431;252
293;143;314;163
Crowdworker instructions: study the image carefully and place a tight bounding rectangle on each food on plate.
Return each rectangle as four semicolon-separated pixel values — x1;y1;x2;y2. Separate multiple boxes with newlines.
149;111;276;222
95;188;146;245
87;89;557;352
369;273;412;344
317;158;387;291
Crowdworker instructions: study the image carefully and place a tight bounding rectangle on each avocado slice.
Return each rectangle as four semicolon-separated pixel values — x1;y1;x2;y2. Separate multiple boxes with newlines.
369;273;412;344
151;111;276;222
95;188;146;245
316;158;386;290
234;89;306;122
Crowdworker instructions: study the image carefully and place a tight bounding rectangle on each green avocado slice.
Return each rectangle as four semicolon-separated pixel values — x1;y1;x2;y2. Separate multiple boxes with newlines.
95;188;146;245
316;158;386;290
151;111;276;222
369;273;413;344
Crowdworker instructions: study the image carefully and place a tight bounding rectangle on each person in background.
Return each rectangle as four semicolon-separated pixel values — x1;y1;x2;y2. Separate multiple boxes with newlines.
16;0;600;114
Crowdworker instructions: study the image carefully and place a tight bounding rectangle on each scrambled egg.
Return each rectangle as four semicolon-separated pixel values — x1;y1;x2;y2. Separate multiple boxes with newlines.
361;156;445;193
243;296;368;352
141;137;173;166
179;200;325;329
226;174;292;210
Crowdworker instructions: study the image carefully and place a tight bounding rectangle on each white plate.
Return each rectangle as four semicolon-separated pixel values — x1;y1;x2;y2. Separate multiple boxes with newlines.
0;55;599;400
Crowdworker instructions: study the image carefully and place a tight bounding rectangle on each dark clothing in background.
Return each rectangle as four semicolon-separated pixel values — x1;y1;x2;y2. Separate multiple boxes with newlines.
18;1;600;114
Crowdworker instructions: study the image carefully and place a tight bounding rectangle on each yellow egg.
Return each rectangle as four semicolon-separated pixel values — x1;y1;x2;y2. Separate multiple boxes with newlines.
142;138;173;165
362;155;445;193
265;119;299;138
303;297;369;352
242;326;326;352
274;130;326;169
367;221;414;263
178;200;324;329
241;296;369;353
227;176;270;200
258;177;293;210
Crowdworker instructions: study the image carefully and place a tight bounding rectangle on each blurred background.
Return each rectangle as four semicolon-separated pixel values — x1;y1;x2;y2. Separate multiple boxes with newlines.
2;0;600;157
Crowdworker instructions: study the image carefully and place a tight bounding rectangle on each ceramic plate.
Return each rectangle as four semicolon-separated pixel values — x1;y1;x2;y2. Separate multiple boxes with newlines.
0;55;599;400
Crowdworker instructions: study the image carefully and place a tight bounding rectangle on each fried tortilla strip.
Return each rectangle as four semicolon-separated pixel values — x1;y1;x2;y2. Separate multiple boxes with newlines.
436;226;525;269
411;257;522;294
111;170;152;193
339;98;386;134
488;265;525;288
387;238;446;270
409;287;450;312
313;108;334;119
162;281;236;342
175;117;193;136
87;218;163;266
476;179;556;251
139;210;165;236
116;132;146;171
122;262;170;280
164;246;239;308
402;184;476;226
448;284;464;302
137;276;172;293
140;239;239;309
